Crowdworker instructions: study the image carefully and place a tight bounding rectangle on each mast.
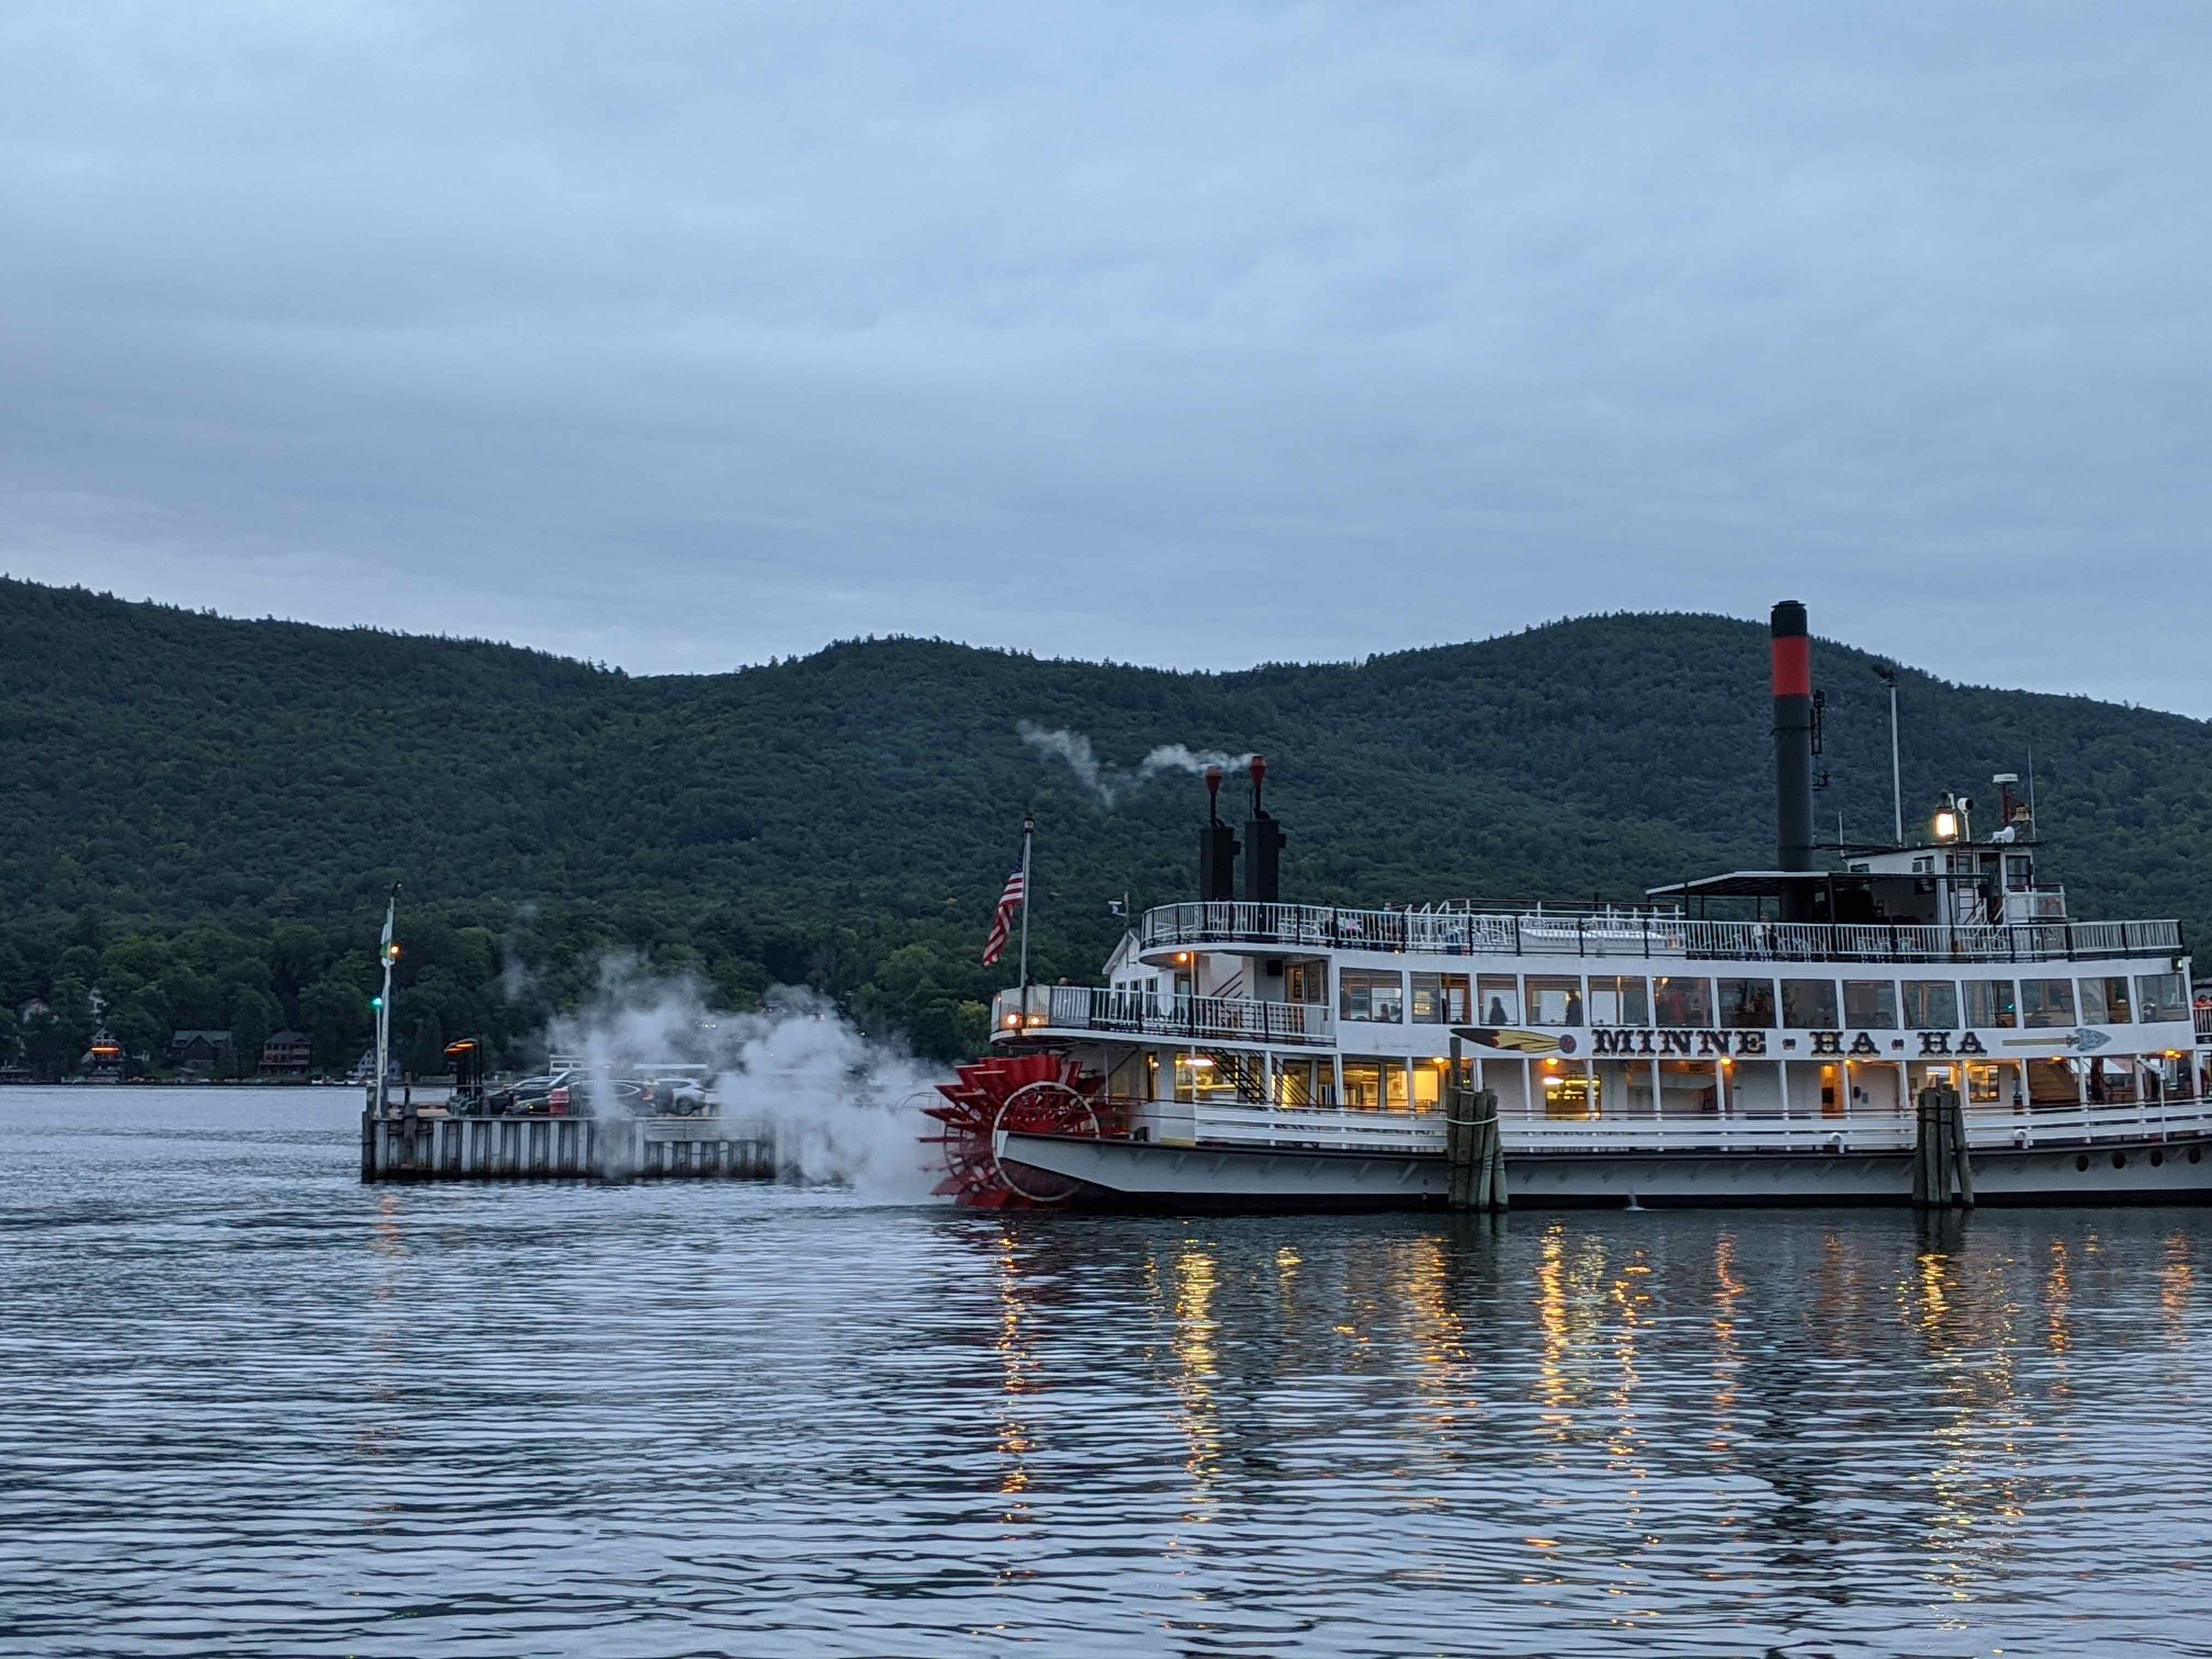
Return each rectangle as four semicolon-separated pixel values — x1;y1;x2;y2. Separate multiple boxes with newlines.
1877;662;1903;844
1016;811;1035;1000
374;881;400;1113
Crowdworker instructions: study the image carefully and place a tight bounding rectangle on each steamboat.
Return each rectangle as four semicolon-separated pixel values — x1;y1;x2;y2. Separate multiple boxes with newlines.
930;602;2212;1209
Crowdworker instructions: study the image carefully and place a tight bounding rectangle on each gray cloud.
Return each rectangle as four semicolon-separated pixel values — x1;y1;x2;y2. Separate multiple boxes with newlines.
2;3;2207;710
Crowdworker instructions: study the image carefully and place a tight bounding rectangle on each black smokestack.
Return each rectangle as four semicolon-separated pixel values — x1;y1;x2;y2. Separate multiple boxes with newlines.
1198;764;1240;902
1243;755;1285;904
1771;600;1815;883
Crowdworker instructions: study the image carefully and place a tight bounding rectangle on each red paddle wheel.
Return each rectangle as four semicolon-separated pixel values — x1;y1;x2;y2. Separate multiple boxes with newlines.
924;1052;1104;1207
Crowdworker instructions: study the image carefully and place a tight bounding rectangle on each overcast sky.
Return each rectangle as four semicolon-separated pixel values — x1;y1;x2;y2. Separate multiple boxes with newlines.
3;3;2207;712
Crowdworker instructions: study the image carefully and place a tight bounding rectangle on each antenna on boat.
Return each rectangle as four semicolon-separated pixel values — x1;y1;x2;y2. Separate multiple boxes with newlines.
1875;661;1903;844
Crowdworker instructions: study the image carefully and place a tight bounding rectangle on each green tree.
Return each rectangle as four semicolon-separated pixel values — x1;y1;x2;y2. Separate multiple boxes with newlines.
229;988;283;1077
406;1012;446;1079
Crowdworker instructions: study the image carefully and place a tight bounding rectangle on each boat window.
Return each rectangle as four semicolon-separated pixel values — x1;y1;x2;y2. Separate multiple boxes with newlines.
1525;975;1584;1026
1339;970;1404;1023
2078;975;2132;1025
1542;1068;1599;1119
1476;975;1520;1025
2020;978;2076;1029
1717;978;1775;1029
1963;979;2017;1028
1409;973;1470;1025
1340;1058;1385;1110
1586;975;1649;1025
1273;1059;1319;1108
1842;980;1898;1029
1383;1060;1409;1111
1901;980;1959;1030
1284;961;1326;1005
1781;978;1838;1029
2136;972;2189;1024
1964;1062;2008;1105
1410;1060;1443;1113
1652;976;1713;1028
1175;1053;1238;1104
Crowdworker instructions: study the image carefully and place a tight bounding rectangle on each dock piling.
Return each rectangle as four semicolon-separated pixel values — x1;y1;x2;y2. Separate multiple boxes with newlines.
1913;1084;1973;1209
1445;1039;1506;1212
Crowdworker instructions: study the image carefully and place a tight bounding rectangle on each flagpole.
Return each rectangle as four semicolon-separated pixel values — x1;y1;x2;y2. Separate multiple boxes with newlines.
375;882;399;1115
1017;811;1035;1016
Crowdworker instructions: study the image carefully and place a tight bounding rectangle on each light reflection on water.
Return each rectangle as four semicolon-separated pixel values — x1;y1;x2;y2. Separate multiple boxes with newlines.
4;1090;2212;1657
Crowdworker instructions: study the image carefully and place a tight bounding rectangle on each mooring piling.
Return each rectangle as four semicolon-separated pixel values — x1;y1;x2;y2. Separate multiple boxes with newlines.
1912;1083;1974;1209
1444;1037;1507;1212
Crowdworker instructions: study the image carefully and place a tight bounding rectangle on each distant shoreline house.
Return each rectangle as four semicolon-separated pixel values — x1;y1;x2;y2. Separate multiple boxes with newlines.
261;1030;312;1076
81;1028;125;1082
168;1030;237;1078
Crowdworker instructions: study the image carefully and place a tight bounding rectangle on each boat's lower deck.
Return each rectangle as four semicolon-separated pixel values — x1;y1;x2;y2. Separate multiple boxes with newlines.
998;1128;2212;1209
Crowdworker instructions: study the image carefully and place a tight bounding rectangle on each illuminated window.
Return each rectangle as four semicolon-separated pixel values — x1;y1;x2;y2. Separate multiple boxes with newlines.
1410;1062;1443;1113
1542;1071;1600;1120
1340;1058;1384;1110
1476;975;1519;1025
1338;971;1404;1023
1525;975;1584;1026
1409;973;1470;1025
1586;975;1648;1025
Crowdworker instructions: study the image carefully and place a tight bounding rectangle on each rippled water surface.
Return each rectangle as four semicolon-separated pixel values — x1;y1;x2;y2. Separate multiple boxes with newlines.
5;1088;2212;1657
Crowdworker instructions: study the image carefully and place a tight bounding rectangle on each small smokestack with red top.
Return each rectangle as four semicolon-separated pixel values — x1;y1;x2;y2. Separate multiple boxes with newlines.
1243;755;1285;904
1198;764;1240;902
1772;600;1816;882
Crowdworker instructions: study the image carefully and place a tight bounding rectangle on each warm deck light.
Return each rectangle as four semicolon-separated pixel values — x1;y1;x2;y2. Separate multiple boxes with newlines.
1932;798;1960;842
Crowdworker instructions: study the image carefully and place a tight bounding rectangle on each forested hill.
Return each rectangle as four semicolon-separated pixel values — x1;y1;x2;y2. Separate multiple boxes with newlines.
3;575;2208;1073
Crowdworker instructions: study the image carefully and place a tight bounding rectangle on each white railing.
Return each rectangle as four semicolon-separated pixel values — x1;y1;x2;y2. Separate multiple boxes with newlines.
991;985;1334;1047
1139;902;2181;966
1167;1095;2212;1156
2197;1007;2212;1041
1186;1102;1444;1153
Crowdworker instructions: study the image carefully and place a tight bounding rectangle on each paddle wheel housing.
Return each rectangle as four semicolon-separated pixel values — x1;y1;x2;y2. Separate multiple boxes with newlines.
925;1052;1105;1207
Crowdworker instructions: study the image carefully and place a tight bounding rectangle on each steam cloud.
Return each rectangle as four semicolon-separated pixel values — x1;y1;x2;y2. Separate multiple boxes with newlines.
545;961;946;1201
1017;721;1254;808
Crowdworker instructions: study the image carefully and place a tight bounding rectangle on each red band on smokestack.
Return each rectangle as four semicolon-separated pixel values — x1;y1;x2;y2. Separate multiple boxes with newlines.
1771;636;1811;697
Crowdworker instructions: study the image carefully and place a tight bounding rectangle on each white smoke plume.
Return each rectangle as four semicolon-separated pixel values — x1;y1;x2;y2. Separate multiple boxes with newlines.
545;960;946;1201
1017;721;1255;808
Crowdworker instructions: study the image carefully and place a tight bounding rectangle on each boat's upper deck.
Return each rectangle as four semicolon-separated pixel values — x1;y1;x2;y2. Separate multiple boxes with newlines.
1137;899;2182;968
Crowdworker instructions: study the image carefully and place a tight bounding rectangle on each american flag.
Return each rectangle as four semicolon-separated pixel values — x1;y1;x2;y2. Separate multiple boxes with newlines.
981;868;1026;966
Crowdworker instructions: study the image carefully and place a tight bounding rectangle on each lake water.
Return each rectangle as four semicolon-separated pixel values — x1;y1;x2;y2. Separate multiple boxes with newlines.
3;1087;2209;1657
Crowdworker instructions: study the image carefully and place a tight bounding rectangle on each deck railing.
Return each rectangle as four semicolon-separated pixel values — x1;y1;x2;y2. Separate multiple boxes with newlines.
992;985;1334;1047
1171;1094;2212;1156
1140;901;2182;966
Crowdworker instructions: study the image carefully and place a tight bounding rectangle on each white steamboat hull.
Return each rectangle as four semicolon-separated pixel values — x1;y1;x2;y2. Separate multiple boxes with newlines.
997;1130;2212;1209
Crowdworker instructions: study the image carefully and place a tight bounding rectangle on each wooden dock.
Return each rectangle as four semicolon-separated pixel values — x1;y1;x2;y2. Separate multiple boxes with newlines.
362;1107;775;1183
